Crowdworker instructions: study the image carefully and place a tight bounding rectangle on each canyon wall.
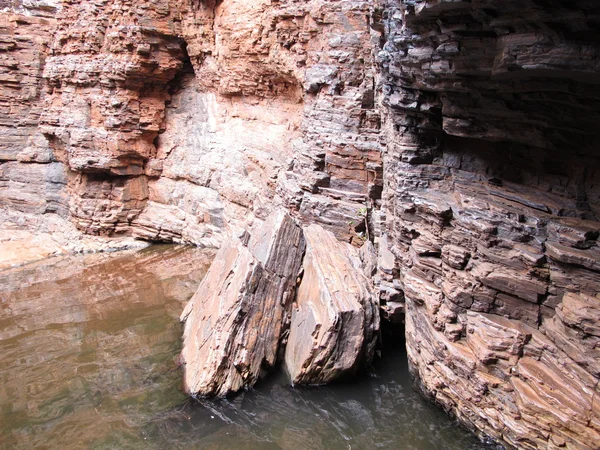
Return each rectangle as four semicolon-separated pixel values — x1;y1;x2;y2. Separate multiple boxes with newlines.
0;1;67;228
2;0;600;449
1;0;381;247
376;1;600;448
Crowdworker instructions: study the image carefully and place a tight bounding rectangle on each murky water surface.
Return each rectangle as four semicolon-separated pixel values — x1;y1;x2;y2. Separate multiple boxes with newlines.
0;245;494;450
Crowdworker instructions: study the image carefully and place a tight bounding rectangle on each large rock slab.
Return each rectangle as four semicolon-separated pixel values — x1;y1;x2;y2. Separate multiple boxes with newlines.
284;224;379;385
180;210;305;397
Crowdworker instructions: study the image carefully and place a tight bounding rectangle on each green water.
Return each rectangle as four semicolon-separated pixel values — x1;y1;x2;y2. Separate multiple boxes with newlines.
0;245;497;450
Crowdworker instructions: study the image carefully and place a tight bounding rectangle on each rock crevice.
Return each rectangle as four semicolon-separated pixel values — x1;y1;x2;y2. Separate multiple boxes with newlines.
180;211;380;397
180;210;305;397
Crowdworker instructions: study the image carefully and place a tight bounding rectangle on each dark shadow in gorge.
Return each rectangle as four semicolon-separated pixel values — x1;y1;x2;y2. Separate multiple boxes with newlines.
165;42;196;102
145;314;500;450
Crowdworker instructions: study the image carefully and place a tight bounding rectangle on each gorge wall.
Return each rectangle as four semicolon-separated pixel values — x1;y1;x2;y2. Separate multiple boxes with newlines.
376;1;600;448
1;0;600;449
1;0;382;247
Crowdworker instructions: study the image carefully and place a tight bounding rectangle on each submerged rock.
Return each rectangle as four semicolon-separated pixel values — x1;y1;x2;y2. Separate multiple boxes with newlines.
180;210;305;397
284;224;380;385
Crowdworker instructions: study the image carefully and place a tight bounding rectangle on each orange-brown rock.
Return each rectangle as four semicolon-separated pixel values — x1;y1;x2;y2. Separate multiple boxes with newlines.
2;0;600;448
0;2;68;222
1;0;382;246
180;210;305;397
285;224;379;385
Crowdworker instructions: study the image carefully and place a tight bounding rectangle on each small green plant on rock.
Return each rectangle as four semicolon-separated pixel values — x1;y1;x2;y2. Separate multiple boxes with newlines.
348;204;370;244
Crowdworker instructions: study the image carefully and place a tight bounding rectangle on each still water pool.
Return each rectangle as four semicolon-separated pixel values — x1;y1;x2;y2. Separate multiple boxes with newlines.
0;245;495;450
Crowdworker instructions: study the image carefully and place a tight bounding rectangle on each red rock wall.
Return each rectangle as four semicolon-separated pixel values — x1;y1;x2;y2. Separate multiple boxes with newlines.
1;0;382;246
376;1;600;448
0;1;68;222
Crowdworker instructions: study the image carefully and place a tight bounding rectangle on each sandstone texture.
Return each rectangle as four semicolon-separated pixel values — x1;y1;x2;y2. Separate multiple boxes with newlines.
0;1;67;219
180;211;305;397
285;224;379;385
0;207;150;269
376;1;600;448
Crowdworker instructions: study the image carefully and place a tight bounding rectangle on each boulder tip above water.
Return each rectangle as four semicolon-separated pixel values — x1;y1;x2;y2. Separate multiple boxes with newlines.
180;210;305;397
284;224;380;385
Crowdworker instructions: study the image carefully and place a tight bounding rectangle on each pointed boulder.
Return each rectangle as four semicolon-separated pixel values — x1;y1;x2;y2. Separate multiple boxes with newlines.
284;224;380;385
180;210;305;397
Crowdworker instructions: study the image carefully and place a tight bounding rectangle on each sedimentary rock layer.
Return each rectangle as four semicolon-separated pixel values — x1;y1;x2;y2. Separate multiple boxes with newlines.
1;0;383;247
3;0;600;448
376;1;600;448
180;211;305;397
285;224;379;385
0;2;68;218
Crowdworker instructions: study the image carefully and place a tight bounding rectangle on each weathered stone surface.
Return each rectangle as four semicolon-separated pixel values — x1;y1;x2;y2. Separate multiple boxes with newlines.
1;0;382;249
0;205;150;267
180;211;305;397
377;0;600;448
0;1;70;227
543;292;600;378
285;224;379;385
2;0;600;447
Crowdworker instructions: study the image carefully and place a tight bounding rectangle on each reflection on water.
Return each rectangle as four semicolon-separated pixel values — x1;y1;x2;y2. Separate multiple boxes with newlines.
0;245;213;450
0;245;495;450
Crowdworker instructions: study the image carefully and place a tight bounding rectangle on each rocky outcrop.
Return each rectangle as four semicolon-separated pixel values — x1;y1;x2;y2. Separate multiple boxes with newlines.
0;1;67;218
2;0;385;401
38;0;188;235
285;224;379;385
180;210;305;397
0;227;148;270
1;0;382;248
376;0;600;448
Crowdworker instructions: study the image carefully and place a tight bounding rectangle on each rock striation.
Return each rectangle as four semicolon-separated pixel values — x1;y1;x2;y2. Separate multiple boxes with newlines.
180;210;305;397
376;0;600;448
1;0;383;248
285;224;379;385
180;213;381;396
0;1;67;218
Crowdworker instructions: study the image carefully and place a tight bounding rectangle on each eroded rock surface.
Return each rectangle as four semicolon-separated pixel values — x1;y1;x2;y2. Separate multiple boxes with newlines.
1;0;382;248
285;224;379;385
2;0;600;448
180;211;305;397
0;1;68;220
376;1;600;448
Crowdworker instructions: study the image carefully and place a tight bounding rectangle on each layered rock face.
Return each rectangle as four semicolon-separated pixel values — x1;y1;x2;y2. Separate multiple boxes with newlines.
181;212;380;396
3;0;600;448
0;1;67;221
1;0;383;247
377;1;600;448
180;211;305;397
285;224;379;385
